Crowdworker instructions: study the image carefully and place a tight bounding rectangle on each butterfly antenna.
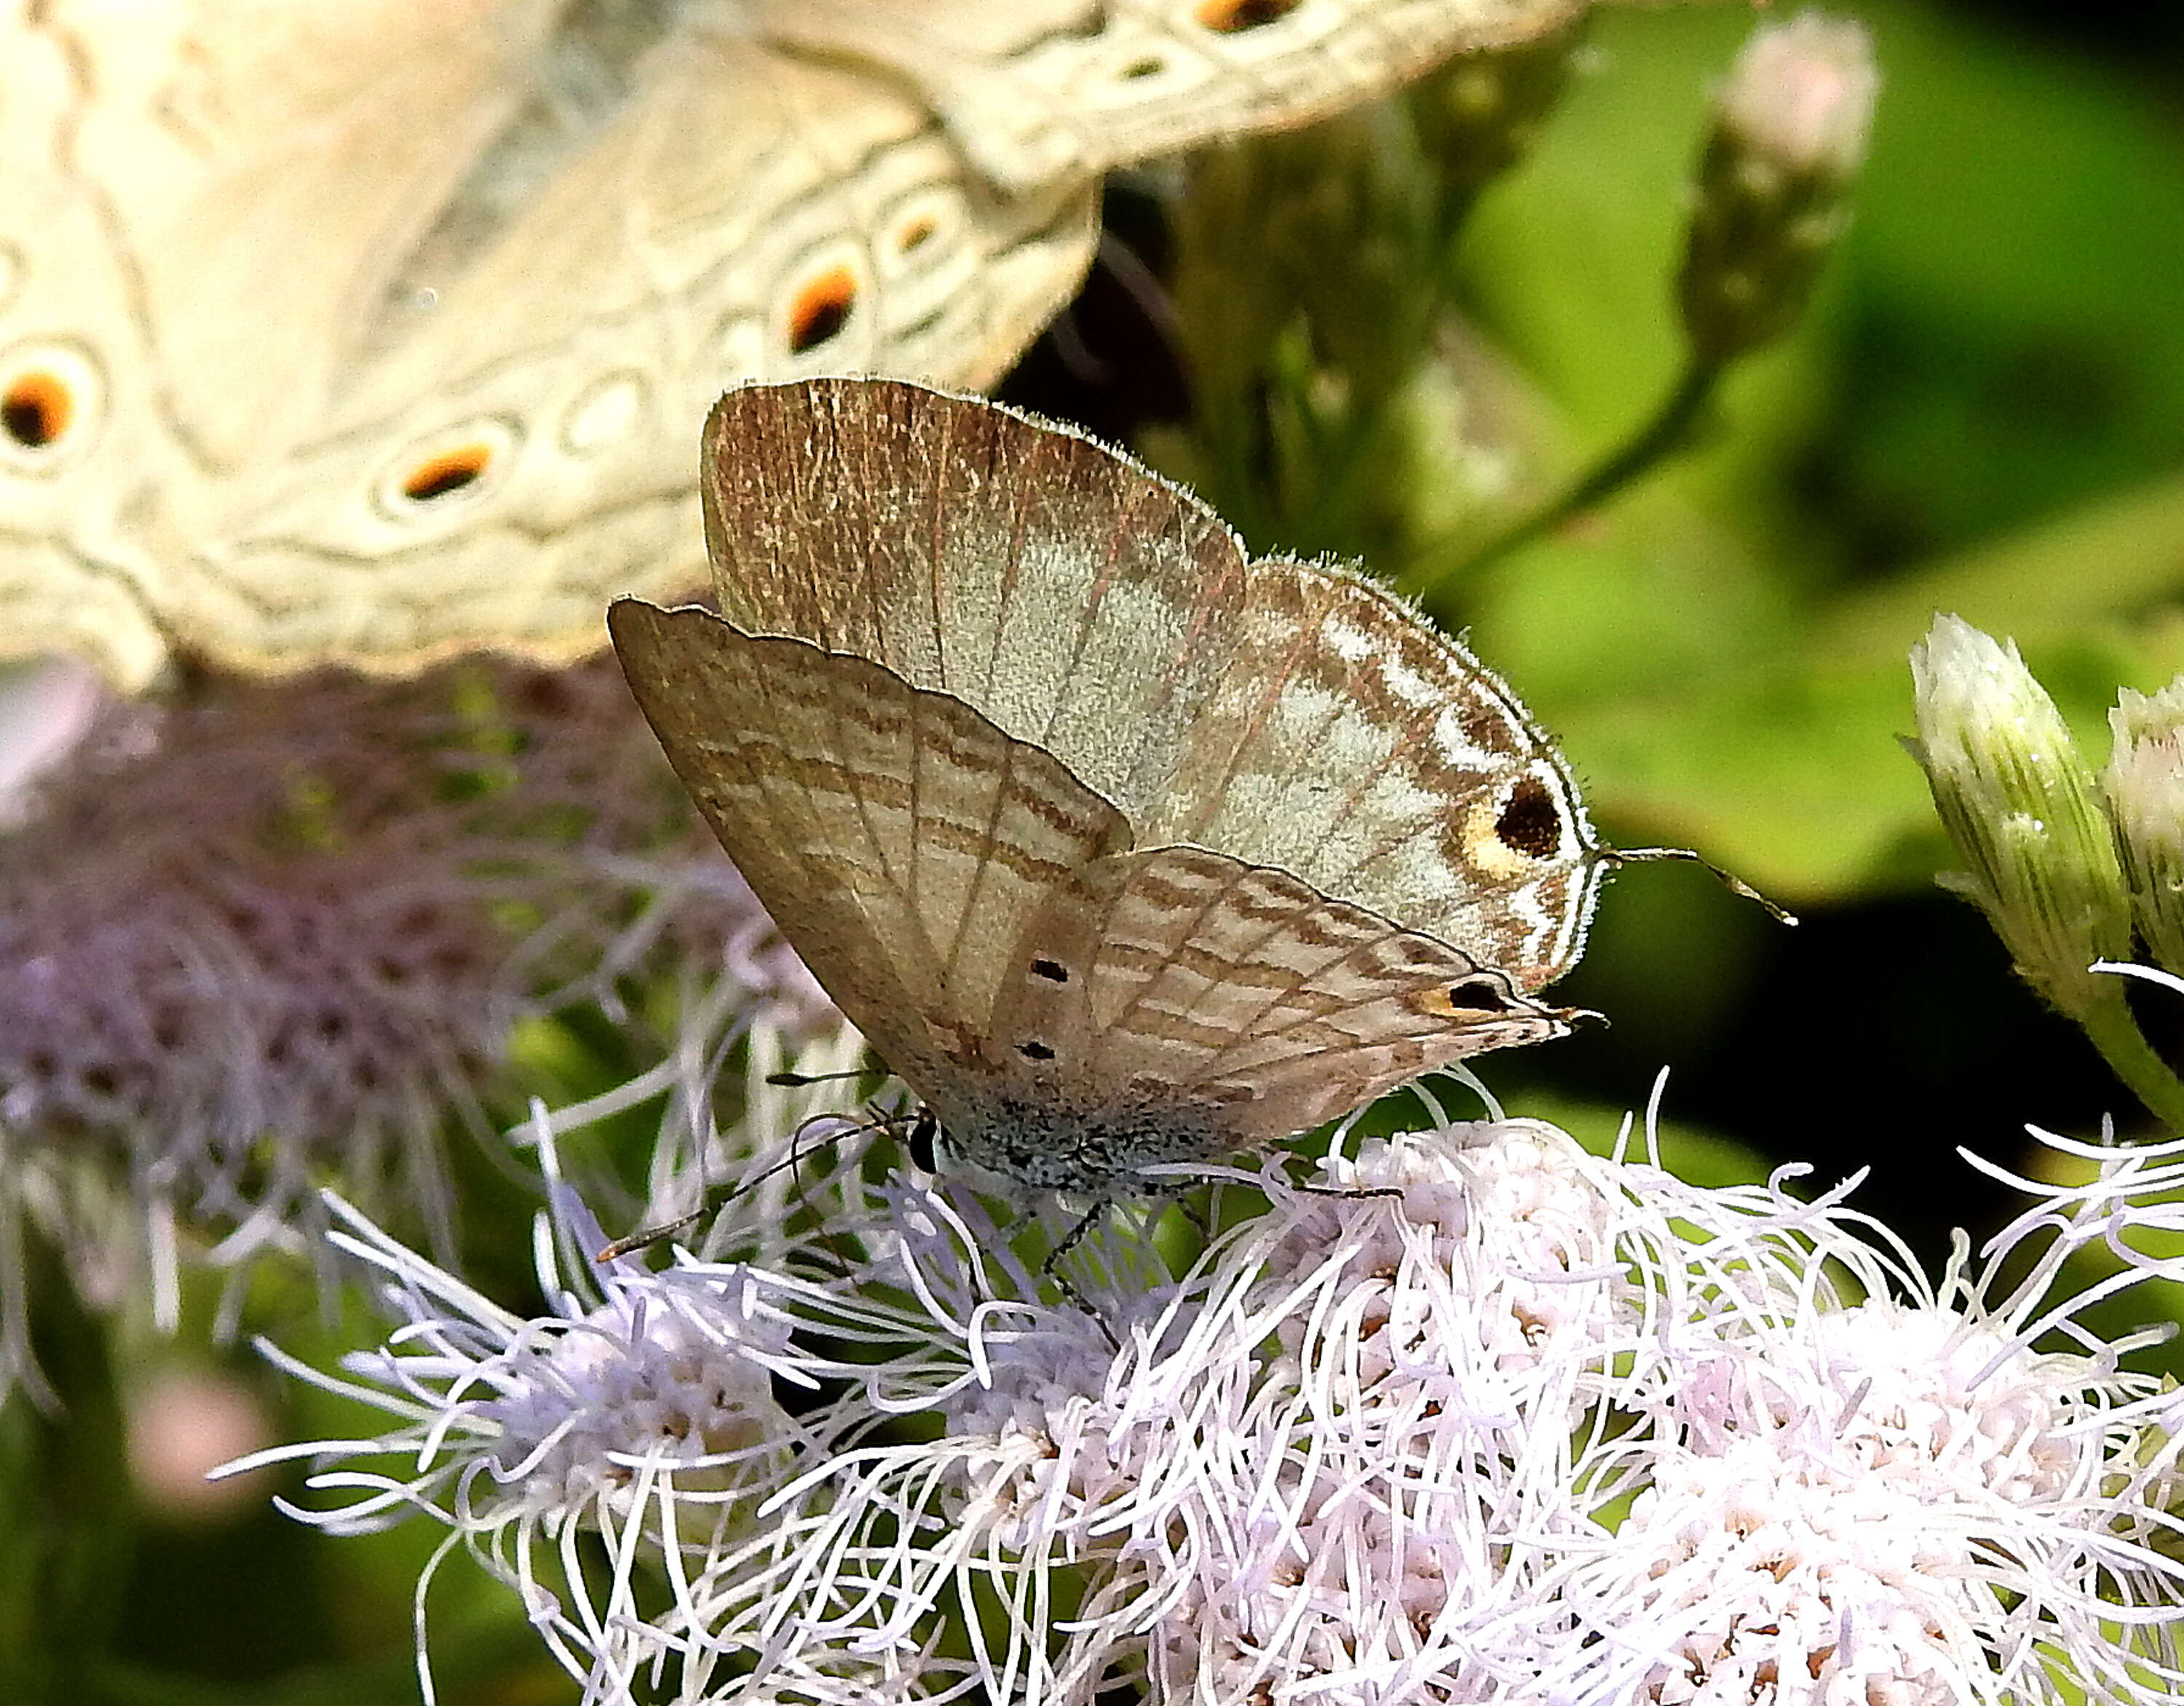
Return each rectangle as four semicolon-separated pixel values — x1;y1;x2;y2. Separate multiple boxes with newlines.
764;1066;885;1088
594;1105;886;1263
1610;845;1798;927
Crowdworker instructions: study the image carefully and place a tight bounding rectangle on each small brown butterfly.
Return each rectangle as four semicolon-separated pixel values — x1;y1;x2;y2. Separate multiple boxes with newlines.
611;378;1746;1205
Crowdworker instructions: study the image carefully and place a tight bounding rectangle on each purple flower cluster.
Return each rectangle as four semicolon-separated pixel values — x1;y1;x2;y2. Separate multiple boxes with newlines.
0;657;832;1300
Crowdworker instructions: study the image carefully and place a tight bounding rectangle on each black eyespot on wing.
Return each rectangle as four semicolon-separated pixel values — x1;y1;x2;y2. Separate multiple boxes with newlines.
1495;777;1564;862
1018;1039;1056;1061
2;371;68;446
1030;959;1069;983
1448;978;1510;1014
401;443;491;501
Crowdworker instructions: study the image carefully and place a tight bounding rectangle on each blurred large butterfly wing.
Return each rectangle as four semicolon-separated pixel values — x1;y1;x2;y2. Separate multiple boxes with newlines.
0;0;1091;684
0;0;1580;688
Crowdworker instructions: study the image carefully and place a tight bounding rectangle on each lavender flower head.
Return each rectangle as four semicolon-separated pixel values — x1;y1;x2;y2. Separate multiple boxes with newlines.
240;1088;2184;1706
0;654;837;1399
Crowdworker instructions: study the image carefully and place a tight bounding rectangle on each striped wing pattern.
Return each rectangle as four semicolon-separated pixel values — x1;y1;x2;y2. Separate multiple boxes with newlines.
614;377;1615;1189
607;598;1129;1124
986;847;1569;1162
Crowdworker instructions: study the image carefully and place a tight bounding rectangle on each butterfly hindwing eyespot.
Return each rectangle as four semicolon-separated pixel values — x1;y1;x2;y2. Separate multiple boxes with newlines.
375;418;520;520
1495;775;1566;862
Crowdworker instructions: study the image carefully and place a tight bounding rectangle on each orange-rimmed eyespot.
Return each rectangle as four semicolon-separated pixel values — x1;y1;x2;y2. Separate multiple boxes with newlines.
373;418;520;520
400;444;492;502
1413;978;1518;1019
788;266;858;354
1195;0;1303;33
0;341;104;468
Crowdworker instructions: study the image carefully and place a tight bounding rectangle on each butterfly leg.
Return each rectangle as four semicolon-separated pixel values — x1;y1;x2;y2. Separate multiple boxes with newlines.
1041;1199;1121;1353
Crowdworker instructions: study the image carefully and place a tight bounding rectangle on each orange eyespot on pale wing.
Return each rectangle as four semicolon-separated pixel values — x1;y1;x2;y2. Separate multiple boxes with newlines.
2;370;71;448
1195;0;1302;32
400;443;492;502
788;266;858;354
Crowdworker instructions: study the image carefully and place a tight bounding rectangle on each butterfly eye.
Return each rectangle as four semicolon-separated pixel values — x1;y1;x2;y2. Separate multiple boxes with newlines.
906;1110;938;1173
787;264;858;354
374;418;519;519
895;215;938;255
0;341;103;469
1495;777;1565;862
1195;0;1302;31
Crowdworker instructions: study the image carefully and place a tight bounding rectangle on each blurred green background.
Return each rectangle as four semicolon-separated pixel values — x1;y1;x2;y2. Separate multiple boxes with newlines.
12;1;2184;1700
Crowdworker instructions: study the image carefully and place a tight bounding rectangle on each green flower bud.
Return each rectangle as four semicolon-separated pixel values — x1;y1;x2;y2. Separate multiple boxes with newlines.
2106;678;2184;977
1908;614;2135;1021
1409;17;1588;194
1677;13;1878;364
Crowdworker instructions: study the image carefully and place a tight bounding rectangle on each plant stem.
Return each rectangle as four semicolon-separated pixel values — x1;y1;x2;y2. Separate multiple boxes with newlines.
2076;995;2184;1135
1421;356;1727;593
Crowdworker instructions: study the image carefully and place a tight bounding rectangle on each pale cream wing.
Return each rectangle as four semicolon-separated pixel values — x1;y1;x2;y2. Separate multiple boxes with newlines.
1;3;1096;684
991;845;1572;1154
607;597;1132;1127
0;0;236;688
757;0;1589;193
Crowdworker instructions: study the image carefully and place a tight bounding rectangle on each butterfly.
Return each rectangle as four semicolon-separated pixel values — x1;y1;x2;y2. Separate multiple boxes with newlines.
609;376;1637;1203
0;0;1581;691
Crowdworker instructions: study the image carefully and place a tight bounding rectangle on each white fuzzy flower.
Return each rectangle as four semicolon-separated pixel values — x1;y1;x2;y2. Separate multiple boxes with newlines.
225;1148;864;1705
241;1095;2184;1706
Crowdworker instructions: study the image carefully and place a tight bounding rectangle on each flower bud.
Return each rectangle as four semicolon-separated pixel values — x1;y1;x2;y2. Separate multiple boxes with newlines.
1677;13;1878;364
1409;17;1587;194
2105;678;2184;977
1908;614;2135;1021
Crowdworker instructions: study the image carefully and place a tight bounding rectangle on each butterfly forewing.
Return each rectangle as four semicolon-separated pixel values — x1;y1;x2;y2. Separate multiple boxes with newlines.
701;375;1251;825
703;378;1609;993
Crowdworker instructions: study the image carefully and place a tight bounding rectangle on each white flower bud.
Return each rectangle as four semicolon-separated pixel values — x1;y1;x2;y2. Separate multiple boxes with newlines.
1679;12;1879;362
2106;677;2184;977
1908;614;2134;1020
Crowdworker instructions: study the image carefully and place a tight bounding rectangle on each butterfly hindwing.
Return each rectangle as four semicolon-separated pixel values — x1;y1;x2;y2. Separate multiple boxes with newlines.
756;0;1588;193
609;598;1131;1124
991;845;1572;1164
